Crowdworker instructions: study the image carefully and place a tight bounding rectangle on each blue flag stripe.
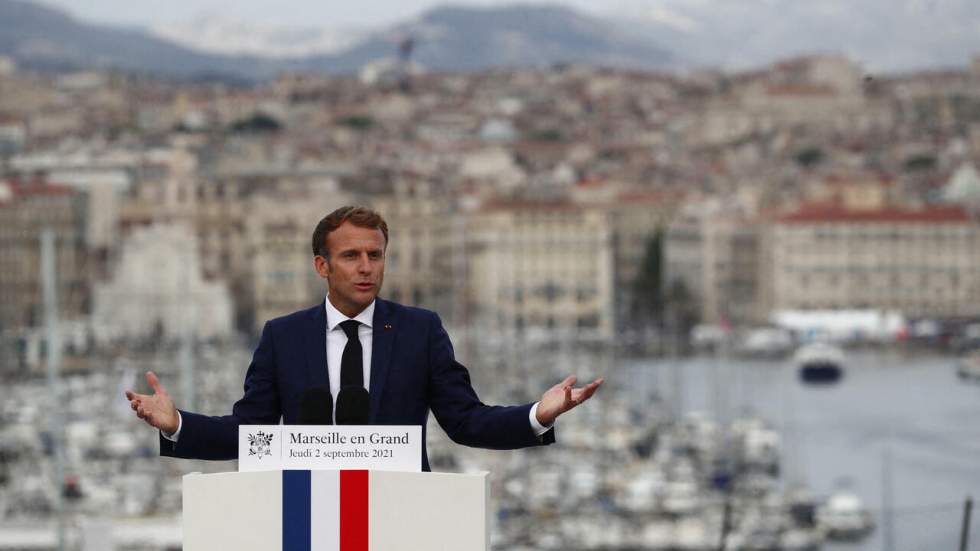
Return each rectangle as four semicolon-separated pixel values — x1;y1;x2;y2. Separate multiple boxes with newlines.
283;470;312;551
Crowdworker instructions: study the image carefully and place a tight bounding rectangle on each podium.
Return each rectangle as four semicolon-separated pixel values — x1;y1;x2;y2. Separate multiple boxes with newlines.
183;470;489;551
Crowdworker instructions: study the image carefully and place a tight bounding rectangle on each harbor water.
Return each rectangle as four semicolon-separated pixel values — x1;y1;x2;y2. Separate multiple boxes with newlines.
626;349;980;551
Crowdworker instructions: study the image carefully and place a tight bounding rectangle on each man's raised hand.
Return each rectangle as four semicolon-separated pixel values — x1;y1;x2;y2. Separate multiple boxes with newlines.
535;375;603;427
125;371;179;435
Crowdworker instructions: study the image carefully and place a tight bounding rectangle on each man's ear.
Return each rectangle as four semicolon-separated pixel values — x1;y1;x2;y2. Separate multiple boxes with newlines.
314;255;331;280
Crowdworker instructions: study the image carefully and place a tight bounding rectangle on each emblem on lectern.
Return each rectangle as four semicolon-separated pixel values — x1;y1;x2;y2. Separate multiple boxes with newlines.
247;431;274;459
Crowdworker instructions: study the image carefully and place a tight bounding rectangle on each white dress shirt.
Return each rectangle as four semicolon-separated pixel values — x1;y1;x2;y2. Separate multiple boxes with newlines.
165;296;551;440
325;297;374;424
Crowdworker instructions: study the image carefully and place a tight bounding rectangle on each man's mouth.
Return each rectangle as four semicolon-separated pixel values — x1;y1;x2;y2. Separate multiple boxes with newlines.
355;283;374;291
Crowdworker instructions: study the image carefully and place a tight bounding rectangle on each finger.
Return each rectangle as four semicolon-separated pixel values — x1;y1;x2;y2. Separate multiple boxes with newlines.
130;401;139;411
125;390;135;400
564;385;573;406
580;383;599;401
570;379;598;392
146;371;165;394
569;381;601;404
127;391;149;402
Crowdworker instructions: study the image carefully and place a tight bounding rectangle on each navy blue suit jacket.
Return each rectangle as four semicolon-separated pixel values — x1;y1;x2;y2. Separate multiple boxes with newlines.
160;298;554;469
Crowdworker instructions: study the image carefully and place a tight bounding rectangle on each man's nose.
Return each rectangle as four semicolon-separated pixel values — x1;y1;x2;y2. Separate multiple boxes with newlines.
356;254;371;272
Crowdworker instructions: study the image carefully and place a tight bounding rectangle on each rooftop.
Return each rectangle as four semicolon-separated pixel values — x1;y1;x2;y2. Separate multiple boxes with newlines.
776;204;972;224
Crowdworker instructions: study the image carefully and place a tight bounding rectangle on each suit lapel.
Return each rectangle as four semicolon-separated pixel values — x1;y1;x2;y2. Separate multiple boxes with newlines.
304;301;330;390
369;298;395;422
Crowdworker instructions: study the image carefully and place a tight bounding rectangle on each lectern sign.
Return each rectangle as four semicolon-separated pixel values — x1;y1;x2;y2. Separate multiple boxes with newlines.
238;425;422;472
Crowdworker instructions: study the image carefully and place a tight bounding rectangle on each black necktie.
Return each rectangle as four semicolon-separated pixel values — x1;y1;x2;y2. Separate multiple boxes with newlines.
339;320;363;388
336;320;369;424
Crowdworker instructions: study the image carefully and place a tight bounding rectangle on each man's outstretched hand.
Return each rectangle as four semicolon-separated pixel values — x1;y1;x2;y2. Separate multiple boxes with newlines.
535;375;603;427
125;371;179;435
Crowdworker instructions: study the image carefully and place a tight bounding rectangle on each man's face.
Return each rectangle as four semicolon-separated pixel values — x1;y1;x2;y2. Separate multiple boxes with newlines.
314;221;386;317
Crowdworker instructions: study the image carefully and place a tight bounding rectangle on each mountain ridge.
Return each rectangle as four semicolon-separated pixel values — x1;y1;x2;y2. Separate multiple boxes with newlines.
2;0;978;80
0;1;675;80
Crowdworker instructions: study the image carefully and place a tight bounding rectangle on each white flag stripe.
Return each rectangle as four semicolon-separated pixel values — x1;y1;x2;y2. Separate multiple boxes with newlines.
310;470;341;551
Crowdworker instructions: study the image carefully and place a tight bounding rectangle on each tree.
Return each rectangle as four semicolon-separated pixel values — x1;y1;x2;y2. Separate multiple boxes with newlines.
664;278;699;335
229;112;282;133
631;230;665;327
903;154;937;173
339;115;376;131
794;147;824;168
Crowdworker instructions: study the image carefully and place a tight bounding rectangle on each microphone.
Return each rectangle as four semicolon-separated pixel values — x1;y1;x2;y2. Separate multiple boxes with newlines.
335;387;370;425
298;387;333;425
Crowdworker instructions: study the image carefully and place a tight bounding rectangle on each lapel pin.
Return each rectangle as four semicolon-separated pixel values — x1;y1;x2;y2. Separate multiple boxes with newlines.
384;324;392;330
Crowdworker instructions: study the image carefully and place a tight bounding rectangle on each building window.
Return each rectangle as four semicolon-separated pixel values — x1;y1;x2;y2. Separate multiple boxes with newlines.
577;315;599;328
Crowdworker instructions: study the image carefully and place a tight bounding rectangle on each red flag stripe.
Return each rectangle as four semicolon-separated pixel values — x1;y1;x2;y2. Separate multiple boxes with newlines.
340;470;369;551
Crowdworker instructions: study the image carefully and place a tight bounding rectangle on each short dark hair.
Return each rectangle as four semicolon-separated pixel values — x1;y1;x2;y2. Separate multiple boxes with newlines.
312;206;389;258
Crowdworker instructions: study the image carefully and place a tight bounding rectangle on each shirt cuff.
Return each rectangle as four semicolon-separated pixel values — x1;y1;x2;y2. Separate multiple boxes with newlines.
161;411;182;442
528;402;552;437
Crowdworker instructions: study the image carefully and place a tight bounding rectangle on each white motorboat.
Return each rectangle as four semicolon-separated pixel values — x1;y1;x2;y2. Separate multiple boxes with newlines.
736;327;795;358
816;492;874;540
794;342;845;384
956;351;980;380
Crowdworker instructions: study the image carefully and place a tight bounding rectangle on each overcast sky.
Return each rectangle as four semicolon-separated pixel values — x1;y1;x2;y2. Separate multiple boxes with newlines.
35;0;613;28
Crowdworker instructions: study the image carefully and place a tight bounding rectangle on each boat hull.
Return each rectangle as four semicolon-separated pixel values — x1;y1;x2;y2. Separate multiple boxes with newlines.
799;362;843;383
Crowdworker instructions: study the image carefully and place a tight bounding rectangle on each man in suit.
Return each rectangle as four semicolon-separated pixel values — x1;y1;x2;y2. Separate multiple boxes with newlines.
126;206;602;469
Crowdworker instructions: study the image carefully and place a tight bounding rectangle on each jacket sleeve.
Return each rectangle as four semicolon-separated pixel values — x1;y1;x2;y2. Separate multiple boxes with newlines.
425;312;555;449
160;321;283;460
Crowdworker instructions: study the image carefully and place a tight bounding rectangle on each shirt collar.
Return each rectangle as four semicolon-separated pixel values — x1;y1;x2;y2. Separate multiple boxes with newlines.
324;295;375;332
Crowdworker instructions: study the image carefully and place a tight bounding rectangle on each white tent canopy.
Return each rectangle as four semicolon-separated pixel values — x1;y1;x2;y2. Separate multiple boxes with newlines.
770;309;906;343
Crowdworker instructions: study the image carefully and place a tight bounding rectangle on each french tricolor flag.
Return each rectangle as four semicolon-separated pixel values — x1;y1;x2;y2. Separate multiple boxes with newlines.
183;469;487;551
283;470;368;551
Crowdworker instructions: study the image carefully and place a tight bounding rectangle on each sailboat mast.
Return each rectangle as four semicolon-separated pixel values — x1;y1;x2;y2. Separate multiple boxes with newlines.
41;229;66;551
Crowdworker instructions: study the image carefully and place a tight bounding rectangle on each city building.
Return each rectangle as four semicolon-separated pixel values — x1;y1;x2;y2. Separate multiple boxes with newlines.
466;200;615;340
771;204;980;318
0;178;88;333
664;199;765;326
91;223;233;341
